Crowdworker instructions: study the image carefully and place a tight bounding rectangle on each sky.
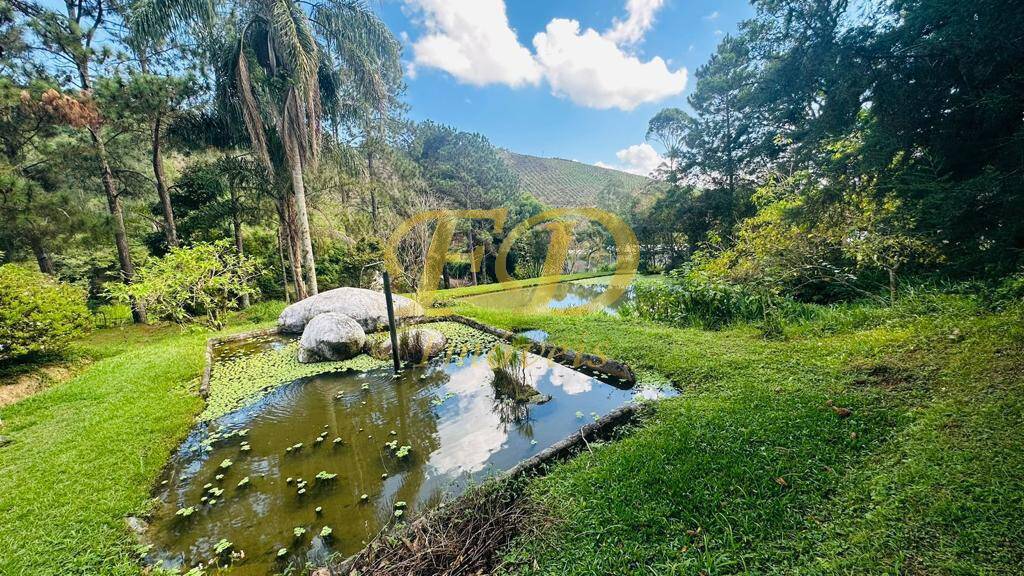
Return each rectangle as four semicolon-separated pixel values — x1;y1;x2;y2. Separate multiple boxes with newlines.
374;0;754;176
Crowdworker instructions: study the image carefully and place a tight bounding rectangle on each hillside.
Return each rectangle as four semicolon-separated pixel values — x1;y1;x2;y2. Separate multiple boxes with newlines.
500;150;661;208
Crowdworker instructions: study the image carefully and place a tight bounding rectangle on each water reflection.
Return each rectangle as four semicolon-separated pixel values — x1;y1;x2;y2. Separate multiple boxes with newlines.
146;352;666;574
461;279;628;313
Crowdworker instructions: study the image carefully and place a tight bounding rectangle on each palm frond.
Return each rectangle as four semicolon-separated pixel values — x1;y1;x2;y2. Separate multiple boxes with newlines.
127;0;215;45
310;0;402;114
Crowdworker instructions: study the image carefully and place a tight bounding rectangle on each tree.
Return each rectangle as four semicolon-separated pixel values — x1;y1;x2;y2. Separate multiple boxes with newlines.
95;73;199;249
132;0;402;297
107;240;259;328
8;0;149;322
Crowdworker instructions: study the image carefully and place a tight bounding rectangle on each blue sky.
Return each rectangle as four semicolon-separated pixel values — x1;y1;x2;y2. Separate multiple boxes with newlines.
374;0;753;175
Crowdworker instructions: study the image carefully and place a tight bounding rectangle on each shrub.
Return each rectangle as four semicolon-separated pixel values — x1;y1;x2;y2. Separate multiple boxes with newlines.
621;274;772;330
107;241;259;328
0;264;91;362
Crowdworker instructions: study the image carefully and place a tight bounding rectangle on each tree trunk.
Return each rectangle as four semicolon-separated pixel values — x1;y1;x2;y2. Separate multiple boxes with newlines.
287;140;318;295
277;222;291;303
152;112;178;248
280;195;306;300
367;150;379;231
30;236;54;274
888;267;898;304
468;229;477;286
230;187;249;308
92;128;148;324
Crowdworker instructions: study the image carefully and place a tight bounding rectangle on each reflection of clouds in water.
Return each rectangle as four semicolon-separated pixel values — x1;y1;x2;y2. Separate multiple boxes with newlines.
533;359;592;395
426;360;509;476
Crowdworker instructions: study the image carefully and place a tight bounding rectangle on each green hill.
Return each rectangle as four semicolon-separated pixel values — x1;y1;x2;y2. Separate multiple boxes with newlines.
500;150;661;208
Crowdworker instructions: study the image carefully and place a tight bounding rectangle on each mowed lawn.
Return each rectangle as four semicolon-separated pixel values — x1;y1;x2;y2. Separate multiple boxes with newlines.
1;294;1022;575
450;299;1024;575
0;305;281;576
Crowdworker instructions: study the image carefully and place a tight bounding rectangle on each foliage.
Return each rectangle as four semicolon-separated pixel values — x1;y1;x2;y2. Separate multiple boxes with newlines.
0;263;90;362
619;272;772;330
107;241;259;328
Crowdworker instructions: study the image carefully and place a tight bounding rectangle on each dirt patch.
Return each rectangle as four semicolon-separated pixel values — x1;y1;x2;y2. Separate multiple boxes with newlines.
850;363;926;392
0;363;81;407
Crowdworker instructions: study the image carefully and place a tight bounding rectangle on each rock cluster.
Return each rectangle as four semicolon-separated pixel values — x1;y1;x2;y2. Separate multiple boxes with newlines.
279;288;427;364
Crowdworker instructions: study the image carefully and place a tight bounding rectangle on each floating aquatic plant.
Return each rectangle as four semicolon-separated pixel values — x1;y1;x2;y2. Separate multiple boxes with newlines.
213;539;232;555
218;459;233;469
395;445;412;458
293;527;306;538
175;506;196;518
319;526;333;539
315;471;337;481
236;476;250;488
315;506;323;514
276;547;288;558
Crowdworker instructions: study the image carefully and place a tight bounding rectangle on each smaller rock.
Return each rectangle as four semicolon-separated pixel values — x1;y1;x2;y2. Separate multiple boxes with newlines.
0;435;12;448
125;516;149;535
298;313;367;363
370;328;447;363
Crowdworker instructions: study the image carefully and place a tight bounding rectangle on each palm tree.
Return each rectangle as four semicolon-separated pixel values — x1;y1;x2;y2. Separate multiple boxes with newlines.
132;0;401;296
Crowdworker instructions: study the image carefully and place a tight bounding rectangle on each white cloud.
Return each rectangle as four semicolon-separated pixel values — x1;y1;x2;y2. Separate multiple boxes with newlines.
703;10;720;21
405;0;542;87
596;143;664;176
533;19;686;110
404;0;686;111
605;0;665;45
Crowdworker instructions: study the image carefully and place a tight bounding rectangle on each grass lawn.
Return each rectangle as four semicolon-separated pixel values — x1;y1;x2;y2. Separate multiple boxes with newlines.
0;303;283;576
1;291;1021;575
446;299;1024;574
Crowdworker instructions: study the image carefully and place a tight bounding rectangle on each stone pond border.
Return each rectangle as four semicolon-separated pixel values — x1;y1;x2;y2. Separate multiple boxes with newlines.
172;315;649;573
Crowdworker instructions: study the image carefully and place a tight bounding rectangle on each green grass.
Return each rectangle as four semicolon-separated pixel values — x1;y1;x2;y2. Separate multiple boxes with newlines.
2;291;1022;575
0;304;282;576
448;299;1024;574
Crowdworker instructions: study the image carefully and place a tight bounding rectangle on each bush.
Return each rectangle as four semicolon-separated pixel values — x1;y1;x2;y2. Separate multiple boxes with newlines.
107;241;259;328
0;264;91;362
621;274;775;330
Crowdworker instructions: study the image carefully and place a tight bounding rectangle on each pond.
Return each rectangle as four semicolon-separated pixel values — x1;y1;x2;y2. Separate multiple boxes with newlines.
146;350;671;574
460;277;631;313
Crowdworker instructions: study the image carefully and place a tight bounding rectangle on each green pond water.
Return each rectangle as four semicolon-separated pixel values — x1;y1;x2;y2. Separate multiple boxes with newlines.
460;278;631;313
147;349;671;574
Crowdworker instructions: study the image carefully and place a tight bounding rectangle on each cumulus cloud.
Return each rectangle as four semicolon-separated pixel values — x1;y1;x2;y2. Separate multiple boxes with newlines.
605;0;665;45
405;0;542;87
533;19;686;110
404;0;686;111
596;143;664;176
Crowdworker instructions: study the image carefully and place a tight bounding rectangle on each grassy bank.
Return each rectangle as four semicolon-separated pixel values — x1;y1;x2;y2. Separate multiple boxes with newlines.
447;298;1024;574
2;291;1021;575
0;303;282;576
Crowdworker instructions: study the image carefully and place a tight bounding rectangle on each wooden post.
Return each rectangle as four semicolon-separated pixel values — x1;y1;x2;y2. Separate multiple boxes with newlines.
382;270;401;373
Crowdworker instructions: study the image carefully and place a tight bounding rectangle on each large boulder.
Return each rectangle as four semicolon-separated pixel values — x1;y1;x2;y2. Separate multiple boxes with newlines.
370;328;447;363
298;313;367;363
279;287;424;334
